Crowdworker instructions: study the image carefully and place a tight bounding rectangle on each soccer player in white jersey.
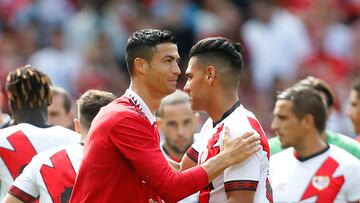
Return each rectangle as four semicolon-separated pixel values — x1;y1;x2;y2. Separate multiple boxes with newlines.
3;89;116;203
270;86;360;202
0;65;80;201
182;37;272;203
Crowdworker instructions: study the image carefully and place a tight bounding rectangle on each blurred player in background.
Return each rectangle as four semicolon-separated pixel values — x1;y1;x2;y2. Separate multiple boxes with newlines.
0;65;79;201
270;86;360;202
157;89;199;203
269;76;360;159
47;86;74;130
347;78;360;142
3;89;115;203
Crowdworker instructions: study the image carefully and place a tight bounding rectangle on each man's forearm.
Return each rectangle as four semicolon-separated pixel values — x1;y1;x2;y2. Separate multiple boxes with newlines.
200;151;234;181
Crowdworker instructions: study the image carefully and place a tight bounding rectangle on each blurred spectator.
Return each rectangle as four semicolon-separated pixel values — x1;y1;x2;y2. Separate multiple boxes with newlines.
75;33;128;96
48;86;75;130
29;27;81;94
242;0;311;92
64;0;127;63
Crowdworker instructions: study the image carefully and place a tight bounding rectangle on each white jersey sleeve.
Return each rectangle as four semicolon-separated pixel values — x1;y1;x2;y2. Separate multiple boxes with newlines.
186;119;212;163
11;155;41;199
340;150;360;201
223;121;262;192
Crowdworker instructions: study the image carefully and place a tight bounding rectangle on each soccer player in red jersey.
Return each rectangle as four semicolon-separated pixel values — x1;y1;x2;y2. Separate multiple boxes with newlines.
3;89;115;203
0;65;79;201
70;29;260;203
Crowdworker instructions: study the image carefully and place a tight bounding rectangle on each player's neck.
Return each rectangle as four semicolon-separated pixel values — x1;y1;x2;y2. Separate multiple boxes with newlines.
295;133;327;159
208;91;238;123
162;144;182;163
13;108;50;128
129;83;161;113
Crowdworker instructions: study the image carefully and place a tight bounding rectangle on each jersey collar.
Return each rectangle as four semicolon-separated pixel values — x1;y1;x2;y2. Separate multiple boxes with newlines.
124;89;156;125
212;101;240;127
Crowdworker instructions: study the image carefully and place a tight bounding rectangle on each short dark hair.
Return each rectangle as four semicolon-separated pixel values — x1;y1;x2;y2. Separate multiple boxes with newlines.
52;86;72;113
277;86;327;133
352;77;360;97
189;37;244;88
77;89;116;130
294;76;334;109
125;29;177;75
6;65;52;111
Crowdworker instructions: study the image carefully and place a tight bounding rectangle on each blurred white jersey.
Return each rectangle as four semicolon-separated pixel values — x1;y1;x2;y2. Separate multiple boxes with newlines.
161;145;199;203
270;145;360;202
189;103;272;203
0;123;80;201
11;143;83;203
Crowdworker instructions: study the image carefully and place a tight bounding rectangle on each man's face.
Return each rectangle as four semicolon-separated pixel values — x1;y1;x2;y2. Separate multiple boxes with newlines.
146;43;181;97
347;90;360;134
271;100;304;149
158;103;197;154
48;94;73;128
184;57;209;111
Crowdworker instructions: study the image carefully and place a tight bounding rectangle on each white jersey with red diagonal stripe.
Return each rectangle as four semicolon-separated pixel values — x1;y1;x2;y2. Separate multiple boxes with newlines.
0;123;80;201
189;104;272;203
269;145;360;202
10;143;83;203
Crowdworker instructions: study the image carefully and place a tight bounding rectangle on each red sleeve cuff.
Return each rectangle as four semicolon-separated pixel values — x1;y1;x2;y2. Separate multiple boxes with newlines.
187;166;209;190
9;185;37;203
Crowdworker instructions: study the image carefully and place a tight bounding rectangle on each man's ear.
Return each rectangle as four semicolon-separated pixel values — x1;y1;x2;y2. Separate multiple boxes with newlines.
301;114;314;130
134;58;148;74
205;66;216;84
156;117;163;129
74;118;81;134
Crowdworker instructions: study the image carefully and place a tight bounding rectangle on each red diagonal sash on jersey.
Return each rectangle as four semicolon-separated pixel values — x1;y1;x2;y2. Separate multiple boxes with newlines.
40;150;76;203
300;157;345;203
247;117;270;159
247;117;273;202
0;131;37;179
199;124;224;203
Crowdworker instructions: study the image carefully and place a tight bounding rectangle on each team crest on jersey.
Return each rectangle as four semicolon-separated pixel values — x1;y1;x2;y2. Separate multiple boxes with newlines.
312;176;330;191
200;149;208;164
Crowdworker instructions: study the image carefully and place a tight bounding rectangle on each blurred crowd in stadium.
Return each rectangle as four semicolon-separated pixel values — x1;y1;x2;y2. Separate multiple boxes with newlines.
1;0;360;137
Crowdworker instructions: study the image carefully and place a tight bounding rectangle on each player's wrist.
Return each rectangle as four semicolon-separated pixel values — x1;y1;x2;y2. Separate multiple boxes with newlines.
217;151;236;168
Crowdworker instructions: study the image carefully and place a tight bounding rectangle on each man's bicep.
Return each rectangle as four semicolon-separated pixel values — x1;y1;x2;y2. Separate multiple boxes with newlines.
180;153;197;171
224;154;261;192
11;159;40;199
226;190;255;203
3;194;25;203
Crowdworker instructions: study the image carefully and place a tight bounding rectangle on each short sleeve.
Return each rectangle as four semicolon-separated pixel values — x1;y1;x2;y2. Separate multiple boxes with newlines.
343;159;360;201
11;156;40;199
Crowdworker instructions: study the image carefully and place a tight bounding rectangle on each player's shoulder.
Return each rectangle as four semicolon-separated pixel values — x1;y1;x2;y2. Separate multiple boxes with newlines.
270;147;294;163
328;145;360;164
